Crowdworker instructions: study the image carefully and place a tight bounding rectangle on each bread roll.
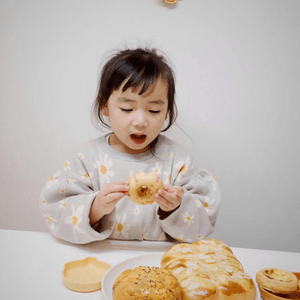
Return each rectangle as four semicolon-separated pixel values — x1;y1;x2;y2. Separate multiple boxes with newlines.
113;266;181;300
161;239;256;300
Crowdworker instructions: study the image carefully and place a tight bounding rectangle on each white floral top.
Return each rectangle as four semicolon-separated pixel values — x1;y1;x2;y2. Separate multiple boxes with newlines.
40;134;221;244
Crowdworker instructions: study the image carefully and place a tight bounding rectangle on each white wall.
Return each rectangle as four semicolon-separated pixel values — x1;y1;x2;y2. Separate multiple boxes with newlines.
1;0;299;252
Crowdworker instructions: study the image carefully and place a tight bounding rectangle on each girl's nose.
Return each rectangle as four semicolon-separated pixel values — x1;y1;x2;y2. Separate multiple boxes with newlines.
133;112;148;127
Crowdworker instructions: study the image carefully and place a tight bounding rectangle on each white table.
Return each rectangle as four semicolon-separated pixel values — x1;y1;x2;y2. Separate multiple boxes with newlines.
1;229;299;300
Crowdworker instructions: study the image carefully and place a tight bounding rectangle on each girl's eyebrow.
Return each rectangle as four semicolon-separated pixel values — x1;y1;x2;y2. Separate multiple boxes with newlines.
117;97;135;103
117;97;166;105
150;100;166;105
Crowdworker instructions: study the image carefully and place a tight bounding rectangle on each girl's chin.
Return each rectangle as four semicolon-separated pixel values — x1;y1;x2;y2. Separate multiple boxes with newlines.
129;141;150;153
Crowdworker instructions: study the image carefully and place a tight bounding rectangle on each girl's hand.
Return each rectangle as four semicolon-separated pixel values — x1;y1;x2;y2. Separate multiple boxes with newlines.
89;179;129;225
155;185;184;213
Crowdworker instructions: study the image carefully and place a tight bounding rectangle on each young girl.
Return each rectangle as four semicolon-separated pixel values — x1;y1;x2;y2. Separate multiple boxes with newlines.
40;47;221;244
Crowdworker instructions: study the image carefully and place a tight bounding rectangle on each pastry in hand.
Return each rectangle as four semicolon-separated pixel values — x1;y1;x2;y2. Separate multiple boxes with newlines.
128;171;163;205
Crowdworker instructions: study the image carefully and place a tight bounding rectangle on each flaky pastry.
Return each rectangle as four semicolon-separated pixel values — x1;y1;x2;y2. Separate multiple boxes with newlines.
161;239;256;300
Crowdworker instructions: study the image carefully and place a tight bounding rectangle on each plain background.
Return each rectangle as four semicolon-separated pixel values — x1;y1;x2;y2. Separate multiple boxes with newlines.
1;0;299;252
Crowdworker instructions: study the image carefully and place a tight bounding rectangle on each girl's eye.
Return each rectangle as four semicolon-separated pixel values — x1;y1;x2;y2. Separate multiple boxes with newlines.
121;108;133;113
149;110;160;114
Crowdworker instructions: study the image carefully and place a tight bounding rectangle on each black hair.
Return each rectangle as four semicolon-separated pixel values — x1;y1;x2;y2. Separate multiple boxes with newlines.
93;47;178;153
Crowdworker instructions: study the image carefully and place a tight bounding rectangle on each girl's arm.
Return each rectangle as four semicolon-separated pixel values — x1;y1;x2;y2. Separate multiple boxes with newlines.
156;155;221;243
39;152;125;244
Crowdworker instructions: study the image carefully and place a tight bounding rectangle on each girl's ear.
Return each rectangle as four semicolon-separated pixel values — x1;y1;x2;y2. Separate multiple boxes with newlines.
102;104;109;117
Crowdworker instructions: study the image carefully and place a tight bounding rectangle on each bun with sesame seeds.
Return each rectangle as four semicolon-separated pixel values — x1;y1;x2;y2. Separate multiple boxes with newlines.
161;239;256;300
128;171;163;205
112;266;181;300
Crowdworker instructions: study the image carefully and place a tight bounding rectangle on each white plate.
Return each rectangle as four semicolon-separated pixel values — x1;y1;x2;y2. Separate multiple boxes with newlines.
102;252;163;300
102;252;260;300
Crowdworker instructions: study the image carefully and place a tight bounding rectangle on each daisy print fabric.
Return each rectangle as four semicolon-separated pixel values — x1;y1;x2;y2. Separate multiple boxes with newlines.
39;134;221;244
112;213;131;239
94;153;114;184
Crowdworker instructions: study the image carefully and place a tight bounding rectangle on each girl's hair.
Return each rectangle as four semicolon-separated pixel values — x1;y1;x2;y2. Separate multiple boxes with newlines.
93;47;178;153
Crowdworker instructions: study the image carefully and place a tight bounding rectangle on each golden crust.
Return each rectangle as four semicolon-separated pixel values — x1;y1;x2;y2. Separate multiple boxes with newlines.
128;171;163;205
161;239;256;300
113;266;181;300
256;268;298;293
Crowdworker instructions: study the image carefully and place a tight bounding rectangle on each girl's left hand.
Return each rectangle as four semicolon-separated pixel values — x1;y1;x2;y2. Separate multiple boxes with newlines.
155;185;184;212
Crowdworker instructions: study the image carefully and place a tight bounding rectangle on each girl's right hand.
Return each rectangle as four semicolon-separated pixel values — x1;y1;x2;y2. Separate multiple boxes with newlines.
89;179;129;225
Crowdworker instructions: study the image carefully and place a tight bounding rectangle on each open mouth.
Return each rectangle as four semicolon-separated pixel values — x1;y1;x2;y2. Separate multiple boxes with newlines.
130;134;147;144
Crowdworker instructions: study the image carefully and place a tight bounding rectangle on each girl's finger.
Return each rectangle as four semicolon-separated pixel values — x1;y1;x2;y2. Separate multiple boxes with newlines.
157;189;177;203
104;182;129;195
161;184;174;192
175;186;184;197
155;196;172;211
105;191;128;203
111;183;129;192
116;179;130;185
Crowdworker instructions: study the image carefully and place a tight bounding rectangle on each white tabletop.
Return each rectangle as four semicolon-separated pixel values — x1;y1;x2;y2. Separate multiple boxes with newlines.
1;229;299;300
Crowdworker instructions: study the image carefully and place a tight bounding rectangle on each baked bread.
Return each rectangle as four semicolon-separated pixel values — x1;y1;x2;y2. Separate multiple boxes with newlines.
161;239;256;300
256;268;298;293
128;171;163;205
112;266;181;300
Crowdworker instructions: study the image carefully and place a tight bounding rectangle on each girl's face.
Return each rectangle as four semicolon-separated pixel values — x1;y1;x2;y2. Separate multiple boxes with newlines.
102;78;169;154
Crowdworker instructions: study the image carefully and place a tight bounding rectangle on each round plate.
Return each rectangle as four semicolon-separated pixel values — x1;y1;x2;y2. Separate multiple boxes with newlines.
102;252;259;300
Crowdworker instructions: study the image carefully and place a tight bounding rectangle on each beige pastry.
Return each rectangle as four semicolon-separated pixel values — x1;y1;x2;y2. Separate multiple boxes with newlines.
256;268;298;293
113;266;181;300
161;239;256;300
128;171;163;205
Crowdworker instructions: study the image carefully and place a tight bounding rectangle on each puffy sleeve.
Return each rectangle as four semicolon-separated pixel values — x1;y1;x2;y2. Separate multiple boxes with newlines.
157;152;221;243
39;152;114;244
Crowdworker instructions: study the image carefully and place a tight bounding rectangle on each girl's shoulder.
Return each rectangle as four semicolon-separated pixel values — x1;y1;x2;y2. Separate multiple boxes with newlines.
156;134;194;158
68;135;108;158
